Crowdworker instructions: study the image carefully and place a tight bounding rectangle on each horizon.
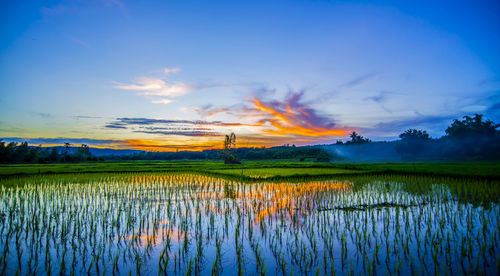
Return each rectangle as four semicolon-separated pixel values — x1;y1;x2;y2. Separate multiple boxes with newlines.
1;0;499;151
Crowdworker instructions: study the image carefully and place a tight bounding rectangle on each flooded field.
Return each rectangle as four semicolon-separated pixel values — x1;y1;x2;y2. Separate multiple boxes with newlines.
0;173;499;275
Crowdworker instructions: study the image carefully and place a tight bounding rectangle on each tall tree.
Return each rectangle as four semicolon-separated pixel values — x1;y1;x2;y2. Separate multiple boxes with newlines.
396;129;431;160
346;131;371;144
222;133;240;164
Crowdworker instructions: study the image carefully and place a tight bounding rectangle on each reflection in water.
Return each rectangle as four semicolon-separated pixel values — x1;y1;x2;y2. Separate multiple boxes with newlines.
254;181;350;223
0;173;498;275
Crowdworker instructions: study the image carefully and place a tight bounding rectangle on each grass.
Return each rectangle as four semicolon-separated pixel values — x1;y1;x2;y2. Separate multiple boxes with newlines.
0;160;499;179
332;162;500;178
210;167;361;178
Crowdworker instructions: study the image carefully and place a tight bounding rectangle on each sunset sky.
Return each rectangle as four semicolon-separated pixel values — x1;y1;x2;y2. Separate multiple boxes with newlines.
1;0;499;151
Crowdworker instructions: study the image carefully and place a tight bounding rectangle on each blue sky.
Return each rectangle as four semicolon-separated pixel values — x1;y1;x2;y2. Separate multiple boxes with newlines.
1;0;499;150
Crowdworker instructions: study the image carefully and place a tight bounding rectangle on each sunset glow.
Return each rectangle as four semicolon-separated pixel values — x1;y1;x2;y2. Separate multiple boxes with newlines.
1;1;498;151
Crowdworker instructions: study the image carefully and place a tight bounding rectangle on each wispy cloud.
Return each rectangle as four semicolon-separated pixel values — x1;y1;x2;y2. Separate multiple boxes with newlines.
102;0;127;17
134;130;220;137
104;123;127;129
114;67;227;104
67;36;90;49
74;115;103;120
151;98;174;104
164;67;181;74
358;113;456;138
104;117;248;137
363;91;401;113
29;112;52;118
114;77;191;98
41;0;127;17
106;118;246;126
340;72;378;88
195;104;232;117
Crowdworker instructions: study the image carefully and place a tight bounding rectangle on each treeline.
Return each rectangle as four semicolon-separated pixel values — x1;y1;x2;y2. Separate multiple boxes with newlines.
330;114;500;161
2;113;498;163
109;145;332;162
0;142;102;163
0;141;333;163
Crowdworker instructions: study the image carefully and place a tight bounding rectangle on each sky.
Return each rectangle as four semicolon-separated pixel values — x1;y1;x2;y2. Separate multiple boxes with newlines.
1;0;499;151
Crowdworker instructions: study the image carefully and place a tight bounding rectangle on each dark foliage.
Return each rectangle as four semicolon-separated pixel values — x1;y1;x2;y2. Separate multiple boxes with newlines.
395;129;432;160
222;133;240;164
345;131;371;145
445;114;498;137
109;145;335;162
0;142;102;163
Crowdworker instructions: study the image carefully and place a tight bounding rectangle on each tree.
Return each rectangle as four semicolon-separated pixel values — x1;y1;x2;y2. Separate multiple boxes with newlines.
63;142;71;162
222;133;240;164
345;131;371;144
49;147;59;161
445;114;498;138
441;114;500;160
77;144;91;161
399;129;431;140
396;129;431;160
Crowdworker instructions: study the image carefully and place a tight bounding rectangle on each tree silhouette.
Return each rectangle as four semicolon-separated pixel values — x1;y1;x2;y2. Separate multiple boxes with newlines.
399;129;431;140
63;142;71;162
222;133;240;164
396;129;431;160
346;131;371;144
445;114;498;137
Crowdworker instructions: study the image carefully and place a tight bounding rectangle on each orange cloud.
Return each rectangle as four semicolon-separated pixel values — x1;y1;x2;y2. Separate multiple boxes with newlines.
195;92;349;139
253;98;348;137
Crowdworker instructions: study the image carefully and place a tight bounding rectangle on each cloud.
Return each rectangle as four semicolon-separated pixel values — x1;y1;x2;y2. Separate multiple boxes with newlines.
114;77;191;98
113;68;228;104
151;98;174;104
104;123;127;129
252;92;347;137
363;91;392;103
102;0;127;17
358;113;457;138
29;112;52;118
104;117;248;137
134;130;220;137
68;36;90;49
486;102;500;118
74;115;102;119
340;72;378;88
107;117;245;126
164;67;181;74
196;91;349;138
195;104;231;117
41;0;127;17
477;77;500;87
363;91;401;114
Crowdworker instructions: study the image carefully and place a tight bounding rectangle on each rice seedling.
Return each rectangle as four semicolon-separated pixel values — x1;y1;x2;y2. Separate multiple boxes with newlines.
0;172;498;274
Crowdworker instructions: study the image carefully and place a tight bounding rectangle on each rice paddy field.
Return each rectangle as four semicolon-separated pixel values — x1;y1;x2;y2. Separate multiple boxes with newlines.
1;171;499;275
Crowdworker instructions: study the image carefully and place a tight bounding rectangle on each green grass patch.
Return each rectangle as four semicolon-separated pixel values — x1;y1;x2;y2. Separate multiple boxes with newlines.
210;167;362;178
0;161;499;179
